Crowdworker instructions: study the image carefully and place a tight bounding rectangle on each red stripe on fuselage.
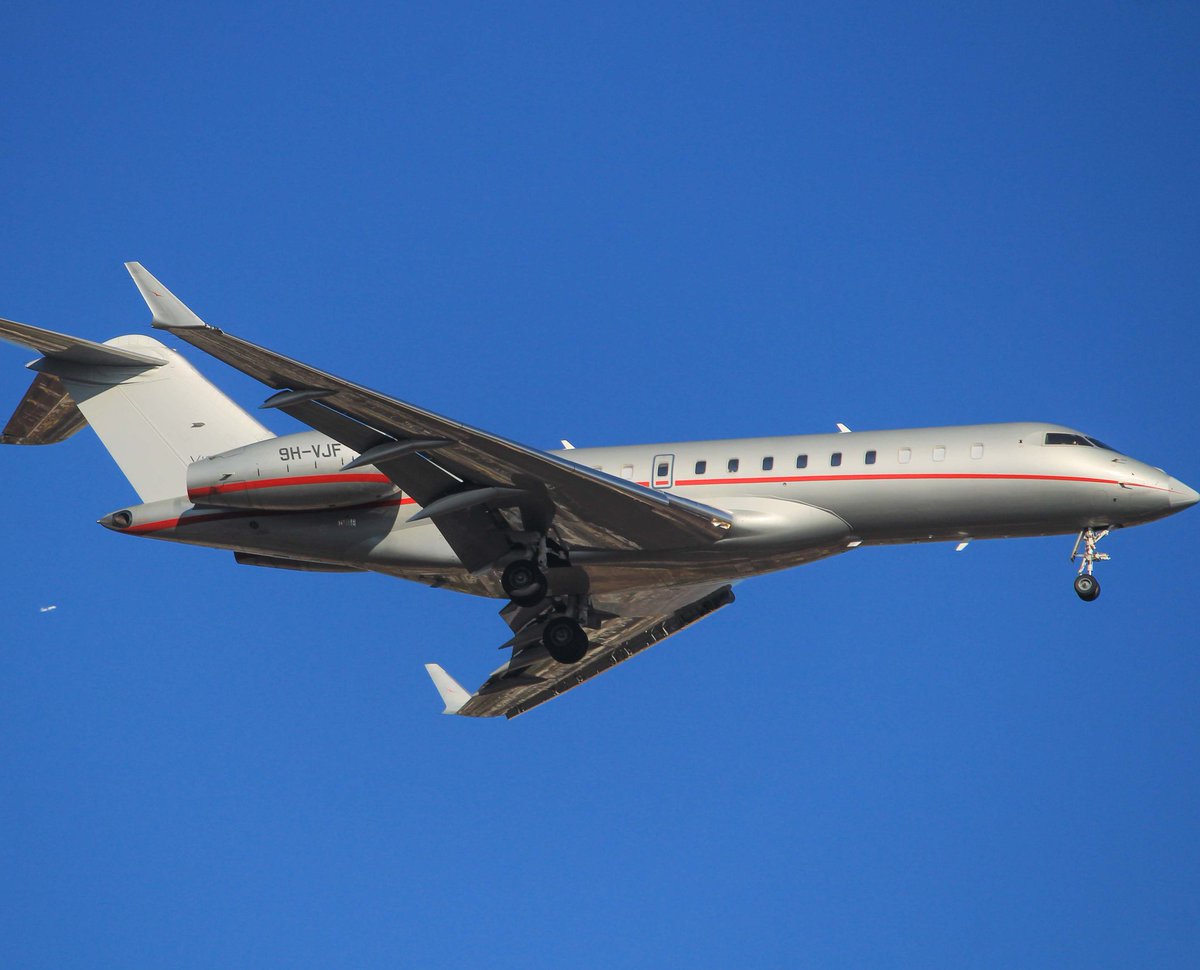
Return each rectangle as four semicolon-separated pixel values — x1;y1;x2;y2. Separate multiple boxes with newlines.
188;472;393;500
128;494;417;534
128;471;1159;536
670;472;1168;490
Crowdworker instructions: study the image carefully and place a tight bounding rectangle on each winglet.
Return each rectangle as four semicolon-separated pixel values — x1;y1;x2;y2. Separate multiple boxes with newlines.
124;262;210;330
424;663;472;715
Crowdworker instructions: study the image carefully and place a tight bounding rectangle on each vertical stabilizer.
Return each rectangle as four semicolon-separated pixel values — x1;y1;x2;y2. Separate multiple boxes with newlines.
46;335;273;502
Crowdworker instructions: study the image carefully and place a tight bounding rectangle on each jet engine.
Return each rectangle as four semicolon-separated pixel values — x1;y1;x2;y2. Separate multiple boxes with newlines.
186;432;399;511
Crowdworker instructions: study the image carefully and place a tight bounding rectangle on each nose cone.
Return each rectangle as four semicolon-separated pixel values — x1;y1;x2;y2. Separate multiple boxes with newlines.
1168;477;1200;510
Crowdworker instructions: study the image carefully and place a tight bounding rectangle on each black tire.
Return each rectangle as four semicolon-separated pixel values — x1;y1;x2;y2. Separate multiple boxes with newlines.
1074;574;1100;602
542;616;588;664
502;559;547;607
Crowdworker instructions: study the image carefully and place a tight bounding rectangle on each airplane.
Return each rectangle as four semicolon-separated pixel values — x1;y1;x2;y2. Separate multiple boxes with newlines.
2;264;1196;718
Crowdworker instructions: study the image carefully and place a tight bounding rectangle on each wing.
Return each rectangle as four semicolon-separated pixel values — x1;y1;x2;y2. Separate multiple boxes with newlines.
125;263;732;574
429;583;736;718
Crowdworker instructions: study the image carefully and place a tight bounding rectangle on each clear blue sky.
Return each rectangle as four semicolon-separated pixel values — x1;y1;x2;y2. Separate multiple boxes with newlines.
2;3;1198;967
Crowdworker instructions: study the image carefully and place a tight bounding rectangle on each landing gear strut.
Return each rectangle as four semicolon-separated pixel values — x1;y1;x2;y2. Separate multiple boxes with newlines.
501;559;547;607
1069;528;1109;602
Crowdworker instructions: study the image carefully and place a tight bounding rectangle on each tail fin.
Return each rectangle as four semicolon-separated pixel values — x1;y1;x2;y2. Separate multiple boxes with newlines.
2;316;272;502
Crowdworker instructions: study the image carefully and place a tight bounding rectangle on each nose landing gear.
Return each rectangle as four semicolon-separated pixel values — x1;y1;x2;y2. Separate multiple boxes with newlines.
1070;528;1109;601
1073;573;1100;601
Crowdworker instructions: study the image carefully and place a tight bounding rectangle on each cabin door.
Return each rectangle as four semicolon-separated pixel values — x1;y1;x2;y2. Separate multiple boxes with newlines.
651;453;675;489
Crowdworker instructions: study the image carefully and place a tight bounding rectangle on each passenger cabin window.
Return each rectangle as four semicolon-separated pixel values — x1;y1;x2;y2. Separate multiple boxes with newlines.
762;456;774;471
796;454;808;469
865;450;877;465
933;446;946;461
971;443;984;460
656;462;669;478
898;447;911;464
728;458;740;473
695;460;707;475
831;452;842;467
621;465;634;480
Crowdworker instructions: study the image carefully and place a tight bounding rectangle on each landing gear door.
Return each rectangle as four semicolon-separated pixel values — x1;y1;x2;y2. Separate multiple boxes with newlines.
651;453;675;489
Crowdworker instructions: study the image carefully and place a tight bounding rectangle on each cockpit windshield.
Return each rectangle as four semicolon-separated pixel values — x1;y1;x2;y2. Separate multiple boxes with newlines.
1044;432;1122;454
1044;433;1091;446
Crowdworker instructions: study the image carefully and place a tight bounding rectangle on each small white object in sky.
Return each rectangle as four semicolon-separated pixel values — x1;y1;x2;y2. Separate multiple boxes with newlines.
836;423;852;433
955;541;970;552
560;439;575;450
39;605;57;613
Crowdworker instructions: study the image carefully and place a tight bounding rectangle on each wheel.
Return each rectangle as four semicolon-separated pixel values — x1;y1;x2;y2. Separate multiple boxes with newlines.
542;616;588;664
502;559;547;607
1074;574;1100;602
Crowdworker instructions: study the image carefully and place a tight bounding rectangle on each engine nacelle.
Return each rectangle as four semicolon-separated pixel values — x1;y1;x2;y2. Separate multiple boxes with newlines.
186;432;399;511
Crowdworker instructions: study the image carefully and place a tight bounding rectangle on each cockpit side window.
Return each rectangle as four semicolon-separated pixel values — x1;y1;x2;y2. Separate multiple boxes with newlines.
1085;436;1120;453
1044;433;1093;447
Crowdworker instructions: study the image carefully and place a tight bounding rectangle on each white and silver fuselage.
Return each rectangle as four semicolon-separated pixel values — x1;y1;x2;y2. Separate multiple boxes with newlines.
101;421;1198;596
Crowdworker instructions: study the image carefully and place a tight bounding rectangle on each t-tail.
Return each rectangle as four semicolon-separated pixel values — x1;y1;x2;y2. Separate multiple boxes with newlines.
0;300;272;502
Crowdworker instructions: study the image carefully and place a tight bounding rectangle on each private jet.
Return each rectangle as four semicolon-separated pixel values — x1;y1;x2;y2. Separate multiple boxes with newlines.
2;264;1195;717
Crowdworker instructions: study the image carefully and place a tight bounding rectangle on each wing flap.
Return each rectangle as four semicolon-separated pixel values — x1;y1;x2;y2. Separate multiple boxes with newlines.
453;584;735;718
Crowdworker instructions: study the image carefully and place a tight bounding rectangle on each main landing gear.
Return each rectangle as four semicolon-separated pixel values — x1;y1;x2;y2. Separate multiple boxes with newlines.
1070;528;1110;602
542;615;589;664
499;544;592;666
501;559;548;607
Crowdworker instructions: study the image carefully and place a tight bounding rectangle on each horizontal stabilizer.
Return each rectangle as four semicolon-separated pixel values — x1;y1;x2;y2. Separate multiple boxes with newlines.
2;372;87;445
0;316;165;367
1;302;272;499
424;663;472;715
